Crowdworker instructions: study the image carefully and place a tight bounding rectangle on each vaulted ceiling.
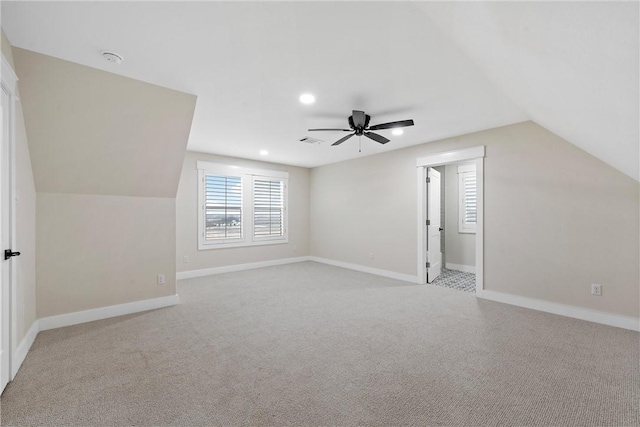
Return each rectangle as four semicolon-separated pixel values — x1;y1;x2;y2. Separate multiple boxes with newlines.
2;1;637;180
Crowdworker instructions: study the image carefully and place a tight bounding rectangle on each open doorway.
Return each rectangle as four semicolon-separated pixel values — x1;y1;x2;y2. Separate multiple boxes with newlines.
416;146;484;294
428;163;476;293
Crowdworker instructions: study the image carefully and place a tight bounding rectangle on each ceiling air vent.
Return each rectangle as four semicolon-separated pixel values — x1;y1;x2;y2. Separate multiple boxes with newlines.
299;136;323;145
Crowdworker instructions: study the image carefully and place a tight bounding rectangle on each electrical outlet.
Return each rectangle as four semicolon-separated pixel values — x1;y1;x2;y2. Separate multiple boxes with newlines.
157;274;165;285
183;256;189;264
591;284;602;296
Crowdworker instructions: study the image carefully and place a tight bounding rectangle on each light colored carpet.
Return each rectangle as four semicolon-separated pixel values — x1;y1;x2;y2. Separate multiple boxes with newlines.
1;261;638;426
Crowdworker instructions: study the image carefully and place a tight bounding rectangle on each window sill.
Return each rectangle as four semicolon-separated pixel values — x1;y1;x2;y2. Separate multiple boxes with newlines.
198;238;289;251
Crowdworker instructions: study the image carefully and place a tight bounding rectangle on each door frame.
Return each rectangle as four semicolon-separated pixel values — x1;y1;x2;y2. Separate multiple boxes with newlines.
1;53;19;384
416;146;485;294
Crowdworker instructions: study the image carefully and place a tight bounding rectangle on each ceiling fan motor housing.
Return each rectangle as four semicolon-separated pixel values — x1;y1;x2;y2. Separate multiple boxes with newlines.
348;114;371;135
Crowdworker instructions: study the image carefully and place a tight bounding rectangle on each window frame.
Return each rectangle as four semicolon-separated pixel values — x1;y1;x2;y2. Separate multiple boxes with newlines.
197;161;288;250
458;163;477;234
251;175;287;243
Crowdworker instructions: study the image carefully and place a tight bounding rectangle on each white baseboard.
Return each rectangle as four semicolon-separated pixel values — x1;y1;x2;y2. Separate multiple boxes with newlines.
11;320;39;379
39;294;180;332
478;290;640;332
309;256;421;284
177;256;311;280
445;263;475;274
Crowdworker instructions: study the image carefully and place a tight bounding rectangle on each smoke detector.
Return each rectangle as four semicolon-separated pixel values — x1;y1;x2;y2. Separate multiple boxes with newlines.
102;51;124;65
299;136;323;145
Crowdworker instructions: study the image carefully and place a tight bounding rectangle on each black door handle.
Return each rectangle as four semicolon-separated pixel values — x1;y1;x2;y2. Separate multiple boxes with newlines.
5;249;20;260
439;227;444;232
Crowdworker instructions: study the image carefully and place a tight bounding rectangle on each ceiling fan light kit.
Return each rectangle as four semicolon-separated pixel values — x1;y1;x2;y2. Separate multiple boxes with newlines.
308;110;414;147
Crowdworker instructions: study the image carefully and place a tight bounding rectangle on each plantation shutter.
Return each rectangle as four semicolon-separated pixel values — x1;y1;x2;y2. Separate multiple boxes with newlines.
253;178;285;239
457;164;477;233
462;172;477;226
204;174;243;242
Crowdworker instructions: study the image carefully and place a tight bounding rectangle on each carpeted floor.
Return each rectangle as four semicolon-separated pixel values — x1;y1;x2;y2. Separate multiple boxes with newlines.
430;268;476;293
1;261;638;426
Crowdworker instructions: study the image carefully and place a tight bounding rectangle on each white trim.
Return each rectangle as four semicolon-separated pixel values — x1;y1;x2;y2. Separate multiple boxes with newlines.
445;263;475;274
177;256;310;280
39;294;180;331
177;256;421;284
479;290;640;332
475;157;484;295
309;256;421;284
196;161;289;179
11;320;37;378
417;146;485;292
416;145;485;168
1;55;18;94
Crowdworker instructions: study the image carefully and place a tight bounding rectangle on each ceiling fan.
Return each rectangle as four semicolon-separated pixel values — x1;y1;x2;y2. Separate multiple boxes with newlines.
308;110;414;146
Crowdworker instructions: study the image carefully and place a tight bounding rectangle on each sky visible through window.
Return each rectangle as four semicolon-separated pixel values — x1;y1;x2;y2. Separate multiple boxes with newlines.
205;175;242;240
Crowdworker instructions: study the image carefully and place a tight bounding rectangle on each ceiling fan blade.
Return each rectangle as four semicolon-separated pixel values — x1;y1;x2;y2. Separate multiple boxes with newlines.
332;133;355;146
352;110;366;128
368;119;415;131
308;128;352;132
364;132;390;144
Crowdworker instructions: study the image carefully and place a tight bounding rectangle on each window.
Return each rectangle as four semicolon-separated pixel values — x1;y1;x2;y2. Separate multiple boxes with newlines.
458;163;477;233
253;177;285;240
204;175;243;243
197;161;288;249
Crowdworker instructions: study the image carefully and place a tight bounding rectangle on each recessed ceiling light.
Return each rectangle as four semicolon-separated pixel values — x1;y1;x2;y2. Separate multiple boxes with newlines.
392;128;404;136
260;150;269;156
299;93;315;105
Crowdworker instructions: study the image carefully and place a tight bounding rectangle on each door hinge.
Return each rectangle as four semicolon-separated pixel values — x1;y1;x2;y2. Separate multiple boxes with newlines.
426;177;431;183
426;220;430;226
426;262;431;268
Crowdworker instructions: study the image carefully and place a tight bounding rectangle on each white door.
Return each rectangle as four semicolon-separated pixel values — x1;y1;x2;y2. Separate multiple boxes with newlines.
0;87;11;393
426;167;442;283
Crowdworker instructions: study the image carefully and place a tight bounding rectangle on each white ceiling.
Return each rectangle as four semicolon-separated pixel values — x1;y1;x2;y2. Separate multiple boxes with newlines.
416;1;639;181
2;2;637;180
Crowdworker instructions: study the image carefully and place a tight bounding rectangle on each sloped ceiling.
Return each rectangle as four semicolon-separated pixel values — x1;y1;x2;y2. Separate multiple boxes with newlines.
416;1;639;181
1;1;527;168
13;48;197;197
2;2;638;180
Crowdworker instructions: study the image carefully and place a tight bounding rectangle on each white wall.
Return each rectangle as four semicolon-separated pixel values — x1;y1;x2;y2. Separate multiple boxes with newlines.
12;47;196;318
12;48;196;198
444;164;475;268
310;121;639;318
2;30;37;342
36;194;176;318
176;151;310;273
